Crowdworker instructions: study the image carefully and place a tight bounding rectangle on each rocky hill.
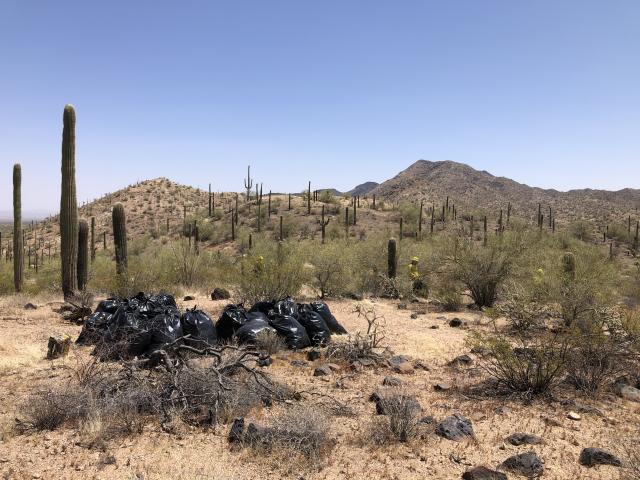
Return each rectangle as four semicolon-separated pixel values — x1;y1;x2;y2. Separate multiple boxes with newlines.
370;160;640;225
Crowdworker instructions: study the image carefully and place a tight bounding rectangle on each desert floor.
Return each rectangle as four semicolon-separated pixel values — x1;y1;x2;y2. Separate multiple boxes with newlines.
0;293;637;480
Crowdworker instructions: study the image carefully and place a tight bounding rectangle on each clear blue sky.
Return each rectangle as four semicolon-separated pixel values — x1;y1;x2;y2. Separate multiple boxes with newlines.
1;1;639;214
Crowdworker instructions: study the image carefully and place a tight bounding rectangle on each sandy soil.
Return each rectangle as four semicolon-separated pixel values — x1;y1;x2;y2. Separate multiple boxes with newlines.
0;293;638;479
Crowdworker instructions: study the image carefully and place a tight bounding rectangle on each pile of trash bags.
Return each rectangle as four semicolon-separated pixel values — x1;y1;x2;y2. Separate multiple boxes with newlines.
77;292;347;357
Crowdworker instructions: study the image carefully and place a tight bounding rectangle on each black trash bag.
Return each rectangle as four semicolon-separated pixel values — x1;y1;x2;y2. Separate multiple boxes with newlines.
247;311;269;322
181;308;217;347
216;304;248;340
149;293;178;310
76;311;112;345
148;309;183;352
96;298;124;315
105;305;153;357
234;318;276;344
274;297;298;318
310;301;347;335
268;314;310;350
249;301;275;316
297;305;331;346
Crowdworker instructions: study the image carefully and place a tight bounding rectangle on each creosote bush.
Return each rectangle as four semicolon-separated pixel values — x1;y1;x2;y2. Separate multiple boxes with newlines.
468;332;569;396
369;390;421;444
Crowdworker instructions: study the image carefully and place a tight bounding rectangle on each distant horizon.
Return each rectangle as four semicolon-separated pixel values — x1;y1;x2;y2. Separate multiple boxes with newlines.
3;156;640;221
2;1;639;213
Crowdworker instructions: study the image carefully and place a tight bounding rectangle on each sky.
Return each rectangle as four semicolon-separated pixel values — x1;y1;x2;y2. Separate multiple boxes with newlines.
1;1;639;215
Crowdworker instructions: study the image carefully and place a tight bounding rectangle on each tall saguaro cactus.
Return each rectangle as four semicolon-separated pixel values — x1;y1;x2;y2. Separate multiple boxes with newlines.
90;217;96;262
388;238;397;279
60;104;78;297
112;203;127;274
244;165;253;202
13;164;23;292
77;219;88;290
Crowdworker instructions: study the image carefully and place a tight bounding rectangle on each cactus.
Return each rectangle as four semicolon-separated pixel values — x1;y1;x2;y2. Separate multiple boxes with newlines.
112;203;127;275
90;217;96;262
353;196;357;225
77;219;88;290
244;165;253;201
279;216;283;241
307;181;311;215
13;164;23;292
562;251;576;279
208;183;212;216
288;193;292;211
231;209;236;241
60;104;78;297
483;216;487;246
345;206;349;236
430;206;434;234
388;238;397;278
372;194;376;210
268;191;272;218
399;217;403;240
319;205;330;243
418;200;423;237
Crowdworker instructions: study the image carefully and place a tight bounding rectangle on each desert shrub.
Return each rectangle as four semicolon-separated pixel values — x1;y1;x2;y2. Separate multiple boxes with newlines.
308;241;351;298
326;304;386;364
255;329;285;355
18;387;92;432
318;190;338;204
248;406;331;459
451;237;515;308
498;282;547;332
238;241;306;304
468;332;569;395
552;245;618;327
397;203;422;235
370;390;421;443
569;221;592;241
565;327;629;394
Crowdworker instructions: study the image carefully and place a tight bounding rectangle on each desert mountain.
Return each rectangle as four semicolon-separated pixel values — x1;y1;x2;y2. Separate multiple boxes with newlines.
370;160;640;225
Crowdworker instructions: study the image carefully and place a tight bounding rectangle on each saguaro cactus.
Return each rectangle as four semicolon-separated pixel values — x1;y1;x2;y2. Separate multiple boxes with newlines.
562;251;576;280
319;205;330;244
60;104;78;297
13;164;23;292
307;181;311;215
112;203;127;274
388;238;397;278
244;165;253;202
77;219;88;290
90;217;96;262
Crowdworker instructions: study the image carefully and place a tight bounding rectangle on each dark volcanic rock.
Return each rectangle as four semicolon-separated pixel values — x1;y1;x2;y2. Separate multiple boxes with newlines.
501;452;544;477
462;466;508;480
435;413;474;441
506;432;543;446
579;448;622;467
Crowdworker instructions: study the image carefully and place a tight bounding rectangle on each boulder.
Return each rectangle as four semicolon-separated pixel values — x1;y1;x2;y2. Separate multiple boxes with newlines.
579;448;622;467
211;288;231;300
228;417;244;443
313;365;333;376
382;376;403;387
616;384;640;403
306;349;321;361
501;452;544;478
506;432;542;446
462;466;508;480
435;413;474;441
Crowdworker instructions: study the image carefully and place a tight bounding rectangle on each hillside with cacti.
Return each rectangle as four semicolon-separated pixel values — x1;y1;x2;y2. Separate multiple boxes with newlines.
370;159;640;227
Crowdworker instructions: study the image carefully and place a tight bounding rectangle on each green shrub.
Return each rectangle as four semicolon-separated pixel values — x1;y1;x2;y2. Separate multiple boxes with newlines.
468;331;569;395
238;241;306;304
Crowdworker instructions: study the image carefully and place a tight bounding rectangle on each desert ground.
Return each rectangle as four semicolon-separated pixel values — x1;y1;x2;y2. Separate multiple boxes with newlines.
0;292;636;480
